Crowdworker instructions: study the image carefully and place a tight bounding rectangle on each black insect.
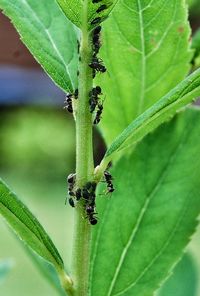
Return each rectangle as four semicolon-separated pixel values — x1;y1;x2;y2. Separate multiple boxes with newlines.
67;173;76;187
68;197;75;207
85;204;98;225
104;171;115;193
89;86;102;113
92;26;102;55
82;188;91;200
96;4;107;13
75;188;82;201
104;171;112;183
64;93;73;113
77;40;80;54
74;88;79;99
66;173;76;204
93;102;103;124
89;56;106;73
91;17;101;26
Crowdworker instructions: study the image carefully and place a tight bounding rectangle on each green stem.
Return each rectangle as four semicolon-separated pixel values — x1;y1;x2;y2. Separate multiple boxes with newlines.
72;1;94;295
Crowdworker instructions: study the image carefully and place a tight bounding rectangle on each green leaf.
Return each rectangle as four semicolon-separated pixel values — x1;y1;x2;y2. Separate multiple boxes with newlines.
56;0;118;30
0;0;78;92
157;253;197;296
90;108;200;296
0;259;13;285
98;0;192;145
0;178;64;274
104;68;200;160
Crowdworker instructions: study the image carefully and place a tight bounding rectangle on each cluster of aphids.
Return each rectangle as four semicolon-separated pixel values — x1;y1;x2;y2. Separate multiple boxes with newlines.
88;1;110;124
67;170;114;225
64;89;78;113
67;174;98;225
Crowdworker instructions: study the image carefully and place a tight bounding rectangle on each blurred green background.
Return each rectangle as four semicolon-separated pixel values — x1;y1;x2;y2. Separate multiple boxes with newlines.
0;1;200;295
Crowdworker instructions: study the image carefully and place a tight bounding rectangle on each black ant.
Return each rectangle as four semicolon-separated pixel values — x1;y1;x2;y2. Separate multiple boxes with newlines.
89;56;106;73
64;89;78;113
64;93;73;113
93;101;103;124
68;197;75;207
85;204;98;225
89;86;102;113
104;171;115;193
91;17;102;26
92;0;102;3
92;26;102;55
75;188;82;201
96;4;108;13
66;173;76;205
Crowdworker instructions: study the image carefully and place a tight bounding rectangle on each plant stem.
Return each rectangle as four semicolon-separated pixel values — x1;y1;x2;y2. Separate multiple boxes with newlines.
72;1;94;295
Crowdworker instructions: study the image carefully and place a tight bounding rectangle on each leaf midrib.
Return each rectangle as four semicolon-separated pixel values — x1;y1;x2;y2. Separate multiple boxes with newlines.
21;0;74;90
106;125;191;296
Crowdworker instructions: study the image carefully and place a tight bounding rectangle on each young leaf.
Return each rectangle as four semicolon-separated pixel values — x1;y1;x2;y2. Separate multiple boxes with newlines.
104;68;200;160
0;0;79;92
0;178;64;274
90;108;200;296
56;0;118;30
98;0;192;145
157;254;197;296
0;259;13;284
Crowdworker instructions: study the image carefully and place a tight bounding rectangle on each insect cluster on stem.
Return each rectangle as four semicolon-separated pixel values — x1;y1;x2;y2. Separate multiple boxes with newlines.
66;168;115;225
65;1;115;225
66;174;98;225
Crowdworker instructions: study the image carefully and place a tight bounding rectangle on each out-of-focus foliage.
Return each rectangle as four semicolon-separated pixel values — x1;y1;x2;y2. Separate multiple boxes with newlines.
157;253;197;296
0;0;79;92
0;108;75;176
0;259;13;285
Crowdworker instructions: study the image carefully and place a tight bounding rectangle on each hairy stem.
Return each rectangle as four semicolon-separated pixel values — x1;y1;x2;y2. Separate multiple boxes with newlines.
72;1;94;295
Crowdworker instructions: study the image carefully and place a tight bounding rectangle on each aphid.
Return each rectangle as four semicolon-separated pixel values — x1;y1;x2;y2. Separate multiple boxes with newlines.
77;40;80;53
89;86;102;113
93;102;103;124
85;204;98;225
68;197;75;207
91;17;101;26
93;26;102;36
82;188;90;200
74;88;79;99
67;173;76;185
89;57;106;73
75;188;82;201
92;26;102;55
96;4;107;13
66;173;76;204
64;94;73;113
89;216;98;225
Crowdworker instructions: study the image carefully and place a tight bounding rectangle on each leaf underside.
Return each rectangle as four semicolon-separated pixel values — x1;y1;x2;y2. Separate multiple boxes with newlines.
0;0;79;92
56;0;119;30
98;0;192;145
0;179;64;273
90;108;200;296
